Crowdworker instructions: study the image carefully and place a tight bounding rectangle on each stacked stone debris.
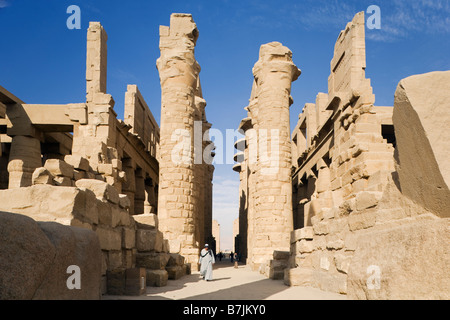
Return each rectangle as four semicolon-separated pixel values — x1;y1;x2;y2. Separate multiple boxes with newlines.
0;15;215;299
134;213;191;287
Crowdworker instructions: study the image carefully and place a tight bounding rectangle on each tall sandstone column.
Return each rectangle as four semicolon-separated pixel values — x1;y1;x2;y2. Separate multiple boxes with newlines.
156;14;201;266
249;42;301;269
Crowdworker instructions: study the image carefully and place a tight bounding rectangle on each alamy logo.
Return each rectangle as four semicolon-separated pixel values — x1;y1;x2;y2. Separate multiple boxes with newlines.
66;265;81;290
170;122;282;175
66;5;81;30
367;5;381;30
366;265;381;290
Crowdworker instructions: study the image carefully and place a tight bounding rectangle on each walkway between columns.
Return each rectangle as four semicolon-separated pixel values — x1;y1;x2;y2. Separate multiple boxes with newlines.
104;260;346;300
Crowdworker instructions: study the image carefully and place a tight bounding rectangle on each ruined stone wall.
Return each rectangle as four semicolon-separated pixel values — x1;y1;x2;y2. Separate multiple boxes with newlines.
232;11;449;299
284;12;449;299
0;16;201;296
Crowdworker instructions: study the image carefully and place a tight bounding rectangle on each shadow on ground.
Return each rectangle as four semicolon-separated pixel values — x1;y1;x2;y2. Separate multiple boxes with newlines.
144;261;290;300
180;278;288;300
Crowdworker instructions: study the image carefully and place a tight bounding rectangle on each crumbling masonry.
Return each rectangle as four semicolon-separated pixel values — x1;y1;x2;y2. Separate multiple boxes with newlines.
0;14;214;299
234;12;449;299
0;10;449;300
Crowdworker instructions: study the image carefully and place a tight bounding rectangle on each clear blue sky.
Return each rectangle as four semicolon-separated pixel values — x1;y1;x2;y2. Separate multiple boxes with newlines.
1;0;449;250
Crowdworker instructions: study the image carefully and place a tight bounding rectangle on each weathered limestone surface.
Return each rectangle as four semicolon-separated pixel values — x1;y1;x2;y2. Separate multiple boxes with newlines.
230;11;450;300
7;136;42;188
347;219;450;300
0;14;215;298
33;221;102;299
0;212;55;299
0;211;102;299
393;71;450;218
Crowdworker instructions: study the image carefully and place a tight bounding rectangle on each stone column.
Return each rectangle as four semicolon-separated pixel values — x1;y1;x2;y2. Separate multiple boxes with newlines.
8;135;42;188
144;179;157;214
250;42;301;269
156;14;201;265
194;90;206;250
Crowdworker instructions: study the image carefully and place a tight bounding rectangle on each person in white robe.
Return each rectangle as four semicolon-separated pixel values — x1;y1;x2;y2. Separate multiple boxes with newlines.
199;244;215;281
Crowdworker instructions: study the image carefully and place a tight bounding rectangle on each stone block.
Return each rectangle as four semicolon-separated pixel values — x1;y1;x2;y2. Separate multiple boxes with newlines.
107;251;122;271
146;269;168;287
125;268;146;296
393;71;450;218
136;229;164;252
166;265;185;280
44;159;74;178
326;235;345;250
98;163;114;176
347;219;450;300
298;240;314;254
348;209;377;232
133;213;158;229
32;167;54;185
355;192;382;211
33;222;102;299
136;252;170;270
66;103;87;124
184;263;191;275
269;258;289;280
122;227;135;249
167;253;185;266
273;250;290;260
0;185;89;225
284;267;314;287
53;176;72;187
0;212;56;299
334;253;352;274
95;227;122;251
313;220;329;235
118;194;130;209
73;170;85;181
298;227;314;241
64;155;90;172
75;179;119;204
106;269;126;295
97;201;112;226
0;212;102;300
118;209;132;227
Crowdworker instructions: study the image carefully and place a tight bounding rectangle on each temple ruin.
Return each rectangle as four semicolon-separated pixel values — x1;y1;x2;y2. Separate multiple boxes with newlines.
234;11;449;299
0;14;215;299
0;10;449;300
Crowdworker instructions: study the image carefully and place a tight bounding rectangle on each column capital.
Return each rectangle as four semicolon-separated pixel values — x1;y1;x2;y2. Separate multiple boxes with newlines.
252;42;301;86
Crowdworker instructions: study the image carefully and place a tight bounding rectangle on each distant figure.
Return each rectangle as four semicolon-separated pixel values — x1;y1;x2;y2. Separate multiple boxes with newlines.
230;251;234;263
234;252;238;268
218;252;223;261
199;244;215;281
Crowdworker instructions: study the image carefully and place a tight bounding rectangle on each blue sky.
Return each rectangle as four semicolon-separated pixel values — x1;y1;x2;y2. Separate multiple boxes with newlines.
1;0;449;250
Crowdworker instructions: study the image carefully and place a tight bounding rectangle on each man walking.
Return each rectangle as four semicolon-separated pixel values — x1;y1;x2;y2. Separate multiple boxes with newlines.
199;244;215;281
